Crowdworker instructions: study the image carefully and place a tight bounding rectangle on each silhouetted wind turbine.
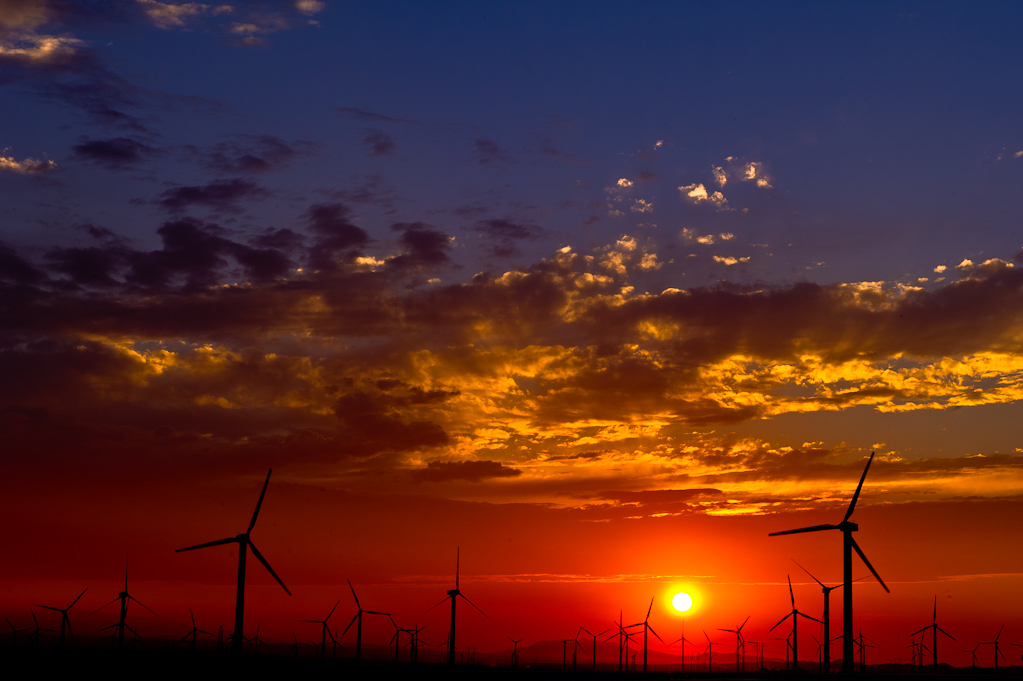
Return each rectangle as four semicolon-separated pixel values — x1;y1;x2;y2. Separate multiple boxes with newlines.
625;597;663;672
910;596;954;673
794;559;853;674
303;599;339;660
769;451;889;672
27;610;54;648
580;626;608;670
605;610;635;671
93;558;157;650
571;627;587;670
36;588;87;649
703;630;721;671
768;575;821;672
979;625;1005;669
507;636;524;669
5;619;29;648
855;627;877;671
175;469;291;655
427;548;486;665
962;644;978;668
182;608;213;651
670;624;693;672
718;615;750;672
342;580;390;662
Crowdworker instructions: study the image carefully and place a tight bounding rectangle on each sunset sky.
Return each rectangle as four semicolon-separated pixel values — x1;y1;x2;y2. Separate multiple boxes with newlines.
2;0;1022;668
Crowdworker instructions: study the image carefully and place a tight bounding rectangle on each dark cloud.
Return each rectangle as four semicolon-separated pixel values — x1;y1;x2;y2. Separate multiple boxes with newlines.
334;389;451;457
473;138;516;166
46;245;124;287
336;107;417;124
158;178;268;213
388;222;452;270
634;170;657;182
474;218;543;258
539;144;587;166
305;202;371;270
198;134;314;174
72;137;154;169
361;129;396;157
0;244;46;284
411;459;522;483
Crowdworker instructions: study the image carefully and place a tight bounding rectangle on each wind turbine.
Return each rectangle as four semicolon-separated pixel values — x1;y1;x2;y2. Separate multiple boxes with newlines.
718;615;750;672
794;559;851;674
26;610;55;648
427;548;487;665
181;608;213;651
855;627;878;671
507;636;524;669
625;597;663;672
973;621;1006;666
769;451;889;672
670;622;693;672
962;644;978;668
92;559;158;650
768;575;821;672
580;626;608;670
5;619;30;648
605;610;636;671
910;596;954;673
342;581;390;662
36;587;87;649
175;469;291;655
703;630;721;672
303;599;339;660
570;627;586;670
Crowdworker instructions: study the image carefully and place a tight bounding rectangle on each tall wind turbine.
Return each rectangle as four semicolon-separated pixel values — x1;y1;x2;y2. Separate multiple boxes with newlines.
303;599;339;660
92;559;158;651
910;596;954;673
670;625;693;672
507;636;524;669
793;559;846;673
703;630;721;672
36;587;87;649
342;581;390;662
427;548;486;665
580;626;609;670
973;621;1006;666
625;597;663;672
175;469;291;655
768;575;821;672
769;451;889;672
718;615;749;672
181;608;213;651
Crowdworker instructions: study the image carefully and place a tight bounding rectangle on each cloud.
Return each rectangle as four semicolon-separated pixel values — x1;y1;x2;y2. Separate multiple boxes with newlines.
137;1;233;30
0;149;57;174
474;218;543;258
72;137;154;169
158;178;268;213
305;202;371;270
473;138;516;166
336;107;417;124
411;459;522;483
678;183;729;210
361;129;396;157
196;134;314;173
388;222;453;270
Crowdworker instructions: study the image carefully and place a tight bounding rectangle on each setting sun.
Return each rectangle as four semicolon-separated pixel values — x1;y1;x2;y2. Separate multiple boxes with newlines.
671;592;693;612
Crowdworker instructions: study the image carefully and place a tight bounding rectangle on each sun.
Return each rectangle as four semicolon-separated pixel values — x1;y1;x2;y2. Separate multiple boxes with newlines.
672;592;693;612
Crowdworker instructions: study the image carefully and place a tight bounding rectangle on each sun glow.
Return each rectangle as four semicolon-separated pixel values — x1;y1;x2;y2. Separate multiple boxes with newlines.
672;592;693;612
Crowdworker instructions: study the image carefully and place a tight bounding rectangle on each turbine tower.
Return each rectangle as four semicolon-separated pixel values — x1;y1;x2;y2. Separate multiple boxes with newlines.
303;599;339;660
36;588;87;649
342;581;389;662
718;615;750;672
768;575;821;672
427;548;486;665
794;559;845;673
769;451;889;672
175;469;291;655
92;558;157;651
910;596;954;673
625;597;663;672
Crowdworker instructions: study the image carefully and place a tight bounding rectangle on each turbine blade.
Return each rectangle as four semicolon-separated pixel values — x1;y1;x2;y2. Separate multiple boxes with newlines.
933;595;937;623
797;611;822;624
342;613;358;636
739;615;750;631
248;469;273;534
248;540;291;595
649;623;664;643
459;592;487;618
90;596;121;615
769;612;793;632
843;451;875;522
190;609;196;628
426;595;450;612
850;537;889;593
348;580;361;609
176;536;238;552
455;547;460;590
128;595;159;616
69;588;88;609
937;625;954;640
788;575;794;608
909;625;929;637
327;599;340;620
793;559;825;588
769;524;839;536
645;597;653;621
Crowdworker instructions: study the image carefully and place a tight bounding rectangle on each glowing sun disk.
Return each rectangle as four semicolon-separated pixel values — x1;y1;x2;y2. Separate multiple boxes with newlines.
672;592;693;612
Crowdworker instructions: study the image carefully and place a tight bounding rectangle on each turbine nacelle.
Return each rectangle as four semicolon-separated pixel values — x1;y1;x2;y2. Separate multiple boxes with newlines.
839;520;858;532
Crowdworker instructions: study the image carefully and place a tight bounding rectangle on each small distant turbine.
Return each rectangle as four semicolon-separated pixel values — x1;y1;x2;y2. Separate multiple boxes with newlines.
36;587;87;649
767;575;821;672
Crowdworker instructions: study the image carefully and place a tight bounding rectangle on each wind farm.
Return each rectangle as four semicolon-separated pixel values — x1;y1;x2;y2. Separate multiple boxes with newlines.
2;2;1023;678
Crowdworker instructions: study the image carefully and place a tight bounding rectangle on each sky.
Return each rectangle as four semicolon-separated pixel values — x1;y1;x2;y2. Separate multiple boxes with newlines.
2;0;1023;668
